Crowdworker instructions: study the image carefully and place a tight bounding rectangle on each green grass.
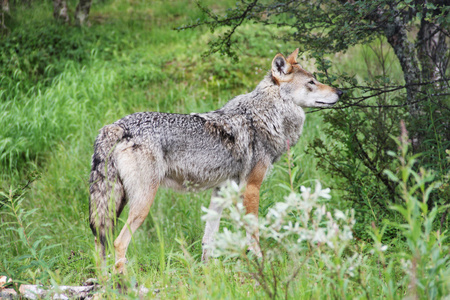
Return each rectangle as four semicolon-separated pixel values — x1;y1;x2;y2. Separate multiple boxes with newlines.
1;1;448;299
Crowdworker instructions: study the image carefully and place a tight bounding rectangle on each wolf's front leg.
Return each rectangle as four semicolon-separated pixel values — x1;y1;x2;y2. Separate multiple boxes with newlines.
201;188;224;262
243;184;262;257
243;161;268;257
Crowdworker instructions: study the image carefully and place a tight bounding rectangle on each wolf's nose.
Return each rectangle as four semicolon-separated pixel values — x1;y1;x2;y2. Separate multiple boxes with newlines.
336;89;343;97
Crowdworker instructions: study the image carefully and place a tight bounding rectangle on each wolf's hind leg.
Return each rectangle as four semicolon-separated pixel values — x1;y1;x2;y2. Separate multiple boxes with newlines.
94;237;104;267
201;187;224;262
113;143;161;274
113;185;157;274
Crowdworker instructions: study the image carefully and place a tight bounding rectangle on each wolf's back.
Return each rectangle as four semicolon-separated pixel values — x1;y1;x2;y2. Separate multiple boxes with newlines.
89;124;126;253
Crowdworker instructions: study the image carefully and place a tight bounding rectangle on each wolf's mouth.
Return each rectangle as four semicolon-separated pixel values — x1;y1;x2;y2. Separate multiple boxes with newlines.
315;101;337;106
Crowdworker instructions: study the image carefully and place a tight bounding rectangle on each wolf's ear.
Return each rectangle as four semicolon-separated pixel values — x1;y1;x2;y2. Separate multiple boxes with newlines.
286;48;299;65
271;54;292;82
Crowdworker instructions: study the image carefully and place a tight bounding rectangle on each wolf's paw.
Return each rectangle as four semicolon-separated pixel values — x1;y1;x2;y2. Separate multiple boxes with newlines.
201;247;210;263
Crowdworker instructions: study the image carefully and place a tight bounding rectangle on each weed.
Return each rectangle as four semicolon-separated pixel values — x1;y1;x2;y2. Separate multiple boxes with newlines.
0;174;59;289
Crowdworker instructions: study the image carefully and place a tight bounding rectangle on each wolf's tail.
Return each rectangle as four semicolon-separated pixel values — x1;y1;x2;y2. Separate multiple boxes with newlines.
89;124;126;255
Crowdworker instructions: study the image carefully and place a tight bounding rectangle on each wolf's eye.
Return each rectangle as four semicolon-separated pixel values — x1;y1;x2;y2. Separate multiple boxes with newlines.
309;80;315;85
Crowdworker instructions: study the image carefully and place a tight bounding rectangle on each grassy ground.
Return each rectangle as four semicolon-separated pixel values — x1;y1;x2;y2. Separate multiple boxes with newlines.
1;1;448;299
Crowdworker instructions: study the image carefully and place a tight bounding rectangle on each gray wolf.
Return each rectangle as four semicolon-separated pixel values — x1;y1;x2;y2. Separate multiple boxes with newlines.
89;49;342;273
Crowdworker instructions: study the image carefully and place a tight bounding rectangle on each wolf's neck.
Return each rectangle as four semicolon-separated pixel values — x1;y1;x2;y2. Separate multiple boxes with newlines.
253;73;281;98
249;74;306;159
203;73;305;161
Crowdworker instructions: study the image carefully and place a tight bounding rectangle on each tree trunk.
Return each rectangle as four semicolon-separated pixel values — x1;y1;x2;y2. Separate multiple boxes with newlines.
1;0;9;35
1;0;9;13
53;0;69;23
416;8;449;87
383;12;422;113
379;5;425;152
75;0;92;26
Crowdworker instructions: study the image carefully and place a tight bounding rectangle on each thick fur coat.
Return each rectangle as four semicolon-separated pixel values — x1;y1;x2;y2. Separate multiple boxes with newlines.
89;49;342;272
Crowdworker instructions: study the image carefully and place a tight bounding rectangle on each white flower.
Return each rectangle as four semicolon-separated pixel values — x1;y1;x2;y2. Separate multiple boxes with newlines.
216;180;242;206
300;186;311;200
347;266;355;277
296;188;315;212
317;187;331;199
201;205;219;221
334;209;346;220
315;205;326;221
243;213;258;234
341;225;353;241
284;192;300;206
313;181;331;199
312;228;326;244
211;228;247;257
274;202;290;214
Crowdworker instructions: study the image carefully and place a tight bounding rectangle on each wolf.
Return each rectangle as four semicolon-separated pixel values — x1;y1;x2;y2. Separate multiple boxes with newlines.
89;49;342;273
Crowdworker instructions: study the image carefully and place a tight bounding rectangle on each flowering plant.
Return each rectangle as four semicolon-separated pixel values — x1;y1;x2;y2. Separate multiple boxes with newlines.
202;181;363;298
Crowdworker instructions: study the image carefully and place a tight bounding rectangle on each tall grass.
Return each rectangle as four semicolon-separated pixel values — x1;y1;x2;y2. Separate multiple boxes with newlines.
0;61;117;172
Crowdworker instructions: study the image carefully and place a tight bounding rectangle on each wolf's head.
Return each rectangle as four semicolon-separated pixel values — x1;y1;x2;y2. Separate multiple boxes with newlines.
271;49;342;108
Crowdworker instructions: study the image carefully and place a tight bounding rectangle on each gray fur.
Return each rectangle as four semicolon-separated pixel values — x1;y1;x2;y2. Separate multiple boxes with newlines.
89;124;126;253
89;53;341;258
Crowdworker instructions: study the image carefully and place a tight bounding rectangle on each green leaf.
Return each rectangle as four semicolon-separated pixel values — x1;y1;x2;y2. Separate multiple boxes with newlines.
383;170;399;182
